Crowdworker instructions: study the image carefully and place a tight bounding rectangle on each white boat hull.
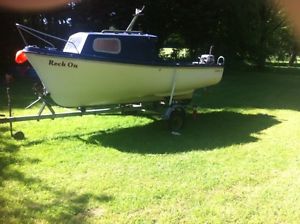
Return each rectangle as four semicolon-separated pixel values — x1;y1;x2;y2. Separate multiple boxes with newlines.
26;53;223;107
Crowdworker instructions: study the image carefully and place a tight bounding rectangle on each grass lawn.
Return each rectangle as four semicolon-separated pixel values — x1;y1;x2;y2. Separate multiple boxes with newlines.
1;67;300;223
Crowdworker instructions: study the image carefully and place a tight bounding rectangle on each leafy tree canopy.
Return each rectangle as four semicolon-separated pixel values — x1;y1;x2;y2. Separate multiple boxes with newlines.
0;0;296;73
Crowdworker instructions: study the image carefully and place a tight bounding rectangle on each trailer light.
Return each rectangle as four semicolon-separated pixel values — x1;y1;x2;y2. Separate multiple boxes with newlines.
15;50;27;64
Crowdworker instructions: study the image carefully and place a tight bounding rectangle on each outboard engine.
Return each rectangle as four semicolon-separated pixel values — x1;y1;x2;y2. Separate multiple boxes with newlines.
198;54;215;65
192;54;215;65
192;45;225;66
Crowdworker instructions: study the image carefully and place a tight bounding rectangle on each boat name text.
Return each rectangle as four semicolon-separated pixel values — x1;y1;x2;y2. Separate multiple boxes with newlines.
49;60;78;68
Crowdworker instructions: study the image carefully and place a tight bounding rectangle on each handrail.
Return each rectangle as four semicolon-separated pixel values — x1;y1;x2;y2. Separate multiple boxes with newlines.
16;23;79;54
217;56;225;66
101;30;144;34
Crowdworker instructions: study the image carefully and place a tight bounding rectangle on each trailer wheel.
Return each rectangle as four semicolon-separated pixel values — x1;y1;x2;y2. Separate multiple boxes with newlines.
13;131;25;140
168;108;185;131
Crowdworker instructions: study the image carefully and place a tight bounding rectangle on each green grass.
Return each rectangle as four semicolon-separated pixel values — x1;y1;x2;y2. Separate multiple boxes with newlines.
1;67;300;223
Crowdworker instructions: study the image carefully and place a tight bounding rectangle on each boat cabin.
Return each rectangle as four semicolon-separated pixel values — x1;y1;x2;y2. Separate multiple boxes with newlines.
63;31;158;63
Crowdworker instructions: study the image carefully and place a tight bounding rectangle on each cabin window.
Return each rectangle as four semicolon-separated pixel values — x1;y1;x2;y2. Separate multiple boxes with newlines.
93;38;121;54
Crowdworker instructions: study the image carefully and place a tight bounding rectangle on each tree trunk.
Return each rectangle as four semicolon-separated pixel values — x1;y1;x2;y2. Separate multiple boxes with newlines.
289;44;298;66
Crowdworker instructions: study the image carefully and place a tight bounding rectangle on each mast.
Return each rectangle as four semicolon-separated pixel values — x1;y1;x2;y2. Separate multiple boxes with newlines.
126;6;145;31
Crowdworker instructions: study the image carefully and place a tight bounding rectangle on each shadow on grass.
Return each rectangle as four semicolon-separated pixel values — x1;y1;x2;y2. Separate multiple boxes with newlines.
0;154;113;223
0;131;113;223
87;111;280;154
196;69;300;111
0;183;113;223
0;136;26;187
15;192;113;223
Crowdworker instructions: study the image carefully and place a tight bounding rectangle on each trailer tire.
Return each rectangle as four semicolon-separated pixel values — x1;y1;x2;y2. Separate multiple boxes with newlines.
168;108;185;131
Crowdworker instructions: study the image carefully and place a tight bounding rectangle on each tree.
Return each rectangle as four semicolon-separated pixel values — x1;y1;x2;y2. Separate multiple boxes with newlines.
0;0;296;73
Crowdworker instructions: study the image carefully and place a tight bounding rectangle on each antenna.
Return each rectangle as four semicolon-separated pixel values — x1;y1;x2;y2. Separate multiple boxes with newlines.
126;6;145;32
209;45;214;55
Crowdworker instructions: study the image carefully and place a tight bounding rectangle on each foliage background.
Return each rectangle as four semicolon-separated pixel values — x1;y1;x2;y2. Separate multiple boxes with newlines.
0;0;297;75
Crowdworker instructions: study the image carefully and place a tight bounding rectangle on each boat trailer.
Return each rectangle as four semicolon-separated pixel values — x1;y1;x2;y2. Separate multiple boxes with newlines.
0;84;189;140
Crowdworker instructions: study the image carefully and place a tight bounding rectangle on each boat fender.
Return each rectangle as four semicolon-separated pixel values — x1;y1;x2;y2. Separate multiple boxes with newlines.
15;50;28;64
